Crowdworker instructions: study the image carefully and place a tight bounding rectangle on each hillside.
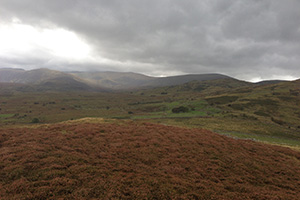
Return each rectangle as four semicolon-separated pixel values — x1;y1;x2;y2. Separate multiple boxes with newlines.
255;80;287;86
138;78;253;96
142;74;232;88
0;68;99;92
0;68;25;82
36;76;96;92
111;78;299;147
0;76;299;146
0;68;245;90
204;79;300;130
0;82;34;94
70;71;155;89
1;119;300;199
0;68;68;83
1;67;299;146
71;72;235;89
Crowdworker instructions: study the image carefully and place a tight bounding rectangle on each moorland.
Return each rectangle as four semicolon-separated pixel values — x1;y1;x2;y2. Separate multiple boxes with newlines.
0;68;300;199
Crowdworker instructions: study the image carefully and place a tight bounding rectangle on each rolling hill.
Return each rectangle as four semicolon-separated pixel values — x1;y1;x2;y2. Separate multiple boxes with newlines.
0;68;300;199
0;68;69;83
70;72;236;89
0;68;100;92
0;68;251;91
143;73;232;88
0;68;298;141
70;71;155;89
132;78;300;146
1;119;300;199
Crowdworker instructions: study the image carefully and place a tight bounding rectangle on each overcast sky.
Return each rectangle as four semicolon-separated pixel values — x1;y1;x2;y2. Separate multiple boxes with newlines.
0;0;299;81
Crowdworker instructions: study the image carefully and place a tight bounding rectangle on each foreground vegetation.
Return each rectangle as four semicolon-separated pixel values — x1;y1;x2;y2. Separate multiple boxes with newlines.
1;119;300;199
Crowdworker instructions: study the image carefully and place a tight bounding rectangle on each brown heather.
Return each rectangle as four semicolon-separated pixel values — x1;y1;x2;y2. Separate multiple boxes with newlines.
1;121;300;199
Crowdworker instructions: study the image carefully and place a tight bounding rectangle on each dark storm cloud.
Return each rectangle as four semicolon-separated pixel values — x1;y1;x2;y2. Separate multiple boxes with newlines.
0;0;299;81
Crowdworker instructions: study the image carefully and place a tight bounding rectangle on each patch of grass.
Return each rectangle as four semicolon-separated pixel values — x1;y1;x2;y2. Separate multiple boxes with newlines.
216;131;300;147
131;100;217;119
147;116;300;142
112;116;131;119
132;114;166;119
0;114;14;118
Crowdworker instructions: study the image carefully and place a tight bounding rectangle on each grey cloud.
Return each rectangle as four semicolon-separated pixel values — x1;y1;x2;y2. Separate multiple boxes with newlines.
0;0;299;81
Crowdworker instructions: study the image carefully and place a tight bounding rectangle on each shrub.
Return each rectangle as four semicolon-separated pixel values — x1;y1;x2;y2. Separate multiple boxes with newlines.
31;118;40;123
172;106;189;113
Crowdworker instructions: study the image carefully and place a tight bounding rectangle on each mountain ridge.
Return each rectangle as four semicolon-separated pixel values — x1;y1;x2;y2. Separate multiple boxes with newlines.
0;68;104;92
0;68;293;91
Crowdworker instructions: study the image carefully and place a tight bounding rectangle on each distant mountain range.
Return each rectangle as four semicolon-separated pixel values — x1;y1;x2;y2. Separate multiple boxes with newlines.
0;68;95;92
0;68;291;92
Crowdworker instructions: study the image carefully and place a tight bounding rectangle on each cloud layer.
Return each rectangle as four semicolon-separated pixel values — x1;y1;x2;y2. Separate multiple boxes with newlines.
0;0;300;81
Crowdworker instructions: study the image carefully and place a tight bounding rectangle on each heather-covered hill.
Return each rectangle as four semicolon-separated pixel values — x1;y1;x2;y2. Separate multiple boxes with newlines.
1;120;300;199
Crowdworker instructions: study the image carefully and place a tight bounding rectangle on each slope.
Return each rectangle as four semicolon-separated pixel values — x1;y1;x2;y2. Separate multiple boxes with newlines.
142;73;232;88
0;68;26;82
205;79;300;131
70;71;235;89
121;78;300;146
0;68;100;92
1;120;300;199
0;68;68;83
70;71;155;89
1;68;239;90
